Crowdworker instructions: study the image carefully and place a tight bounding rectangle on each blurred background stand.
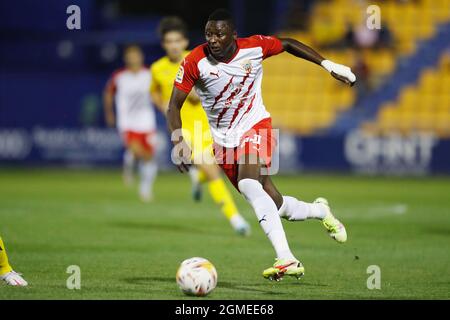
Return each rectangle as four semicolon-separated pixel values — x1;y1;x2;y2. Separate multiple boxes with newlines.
0;0;449;174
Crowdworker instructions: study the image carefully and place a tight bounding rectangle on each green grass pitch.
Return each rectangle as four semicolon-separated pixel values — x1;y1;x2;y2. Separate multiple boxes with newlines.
0;168;449;299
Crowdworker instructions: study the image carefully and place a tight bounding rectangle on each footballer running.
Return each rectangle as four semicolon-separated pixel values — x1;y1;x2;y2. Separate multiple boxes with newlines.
167;9;355;280
103;45;158;202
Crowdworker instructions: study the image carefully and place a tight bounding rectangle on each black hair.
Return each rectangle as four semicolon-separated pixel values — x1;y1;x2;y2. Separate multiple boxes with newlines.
157;16;188;39
207;8;235;28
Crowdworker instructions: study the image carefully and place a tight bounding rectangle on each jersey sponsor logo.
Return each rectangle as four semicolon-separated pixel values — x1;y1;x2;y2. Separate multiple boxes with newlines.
175;66;184;83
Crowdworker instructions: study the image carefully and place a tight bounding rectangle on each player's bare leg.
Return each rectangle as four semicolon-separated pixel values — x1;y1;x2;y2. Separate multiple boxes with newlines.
129;142;158;203
262;176;347;243
236;154;304;280
196;161;251;236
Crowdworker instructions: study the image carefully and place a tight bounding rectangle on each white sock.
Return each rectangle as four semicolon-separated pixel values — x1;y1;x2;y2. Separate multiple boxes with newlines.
139;160;158;199
188;166;200;185
278;196;327;221
123;150;135;175
230;214;248;230
238;179;295;260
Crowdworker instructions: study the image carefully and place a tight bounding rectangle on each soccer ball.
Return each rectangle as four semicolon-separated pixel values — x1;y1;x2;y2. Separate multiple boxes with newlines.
176;257;217;297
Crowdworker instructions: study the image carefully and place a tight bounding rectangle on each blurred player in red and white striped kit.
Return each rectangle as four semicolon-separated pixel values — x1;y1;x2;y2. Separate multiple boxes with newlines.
103;45;158;202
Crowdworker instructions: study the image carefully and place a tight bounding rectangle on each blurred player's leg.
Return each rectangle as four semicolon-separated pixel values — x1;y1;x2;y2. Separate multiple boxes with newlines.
208;176;250;236
123;149;135;187
0;237;28;286
127;134;158;202
190;137;250;236
139;159;158;202
0;237;12;275
188;166;203;201
198;162;251;236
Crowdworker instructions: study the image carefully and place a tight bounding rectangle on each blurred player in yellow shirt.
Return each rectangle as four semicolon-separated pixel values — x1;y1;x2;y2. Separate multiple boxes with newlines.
150;17;250;236
0;236;27;286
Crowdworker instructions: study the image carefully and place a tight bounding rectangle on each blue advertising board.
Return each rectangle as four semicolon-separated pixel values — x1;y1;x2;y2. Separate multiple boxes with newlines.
1;125;449;174
1;72;449;174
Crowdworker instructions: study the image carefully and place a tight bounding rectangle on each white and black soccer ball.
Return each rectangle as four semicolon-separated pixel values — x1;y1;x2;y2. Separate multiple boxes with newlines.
176;257;218;297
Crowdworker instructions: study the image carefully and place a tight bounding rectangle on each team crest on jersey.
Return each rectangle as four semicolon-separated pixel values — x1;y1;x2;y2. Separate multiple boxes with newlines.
175;65;184;83
241;59;252;74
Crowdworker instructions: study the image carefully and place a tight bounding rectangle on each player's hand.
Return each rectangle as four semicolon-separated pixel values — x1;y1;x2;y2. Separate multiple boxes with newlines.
321;60;357;86
171;139;192;173
331;71;356;86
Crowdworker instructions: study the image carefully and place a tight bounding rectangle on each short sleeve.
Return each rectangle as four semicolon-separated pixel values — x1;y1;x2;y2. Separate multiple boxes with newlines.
254;35;284;59
174;56;199;93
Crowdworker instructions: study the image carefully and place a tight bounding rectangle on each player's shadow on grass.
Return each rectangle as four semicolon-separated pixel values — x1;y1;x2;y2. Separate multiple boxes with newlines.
422;226;450;236
123;276;172;286
123;276;327;295
124;276;285;295
111;221;219;235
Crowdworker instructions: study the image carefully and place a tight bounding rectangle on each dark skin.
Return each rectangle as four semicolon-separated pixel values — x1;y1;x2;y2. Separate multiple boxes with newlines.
167;20;355;208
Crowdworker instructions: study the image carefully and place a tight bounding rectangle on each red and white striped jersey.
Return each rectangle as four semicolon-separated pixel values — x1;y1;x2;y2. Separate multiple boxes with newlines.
174;35;284;147
105;68;156;133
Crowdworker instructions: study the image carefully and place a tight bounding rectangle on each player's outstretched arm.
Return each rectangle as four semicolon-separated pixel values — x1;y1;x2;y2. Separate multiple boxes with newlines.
279;38;356;86
103;89;116;127
167;86;191;173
